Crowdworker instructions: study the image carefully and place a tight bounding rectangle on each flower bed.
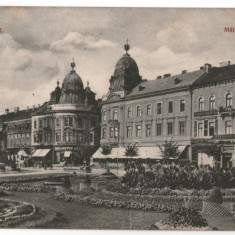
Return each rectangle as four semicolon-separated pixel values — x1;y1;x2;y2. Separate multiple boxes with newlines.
106;184;235;202
0;183;56;193
0;199;36;222
151;207;214;230
54;192;175;212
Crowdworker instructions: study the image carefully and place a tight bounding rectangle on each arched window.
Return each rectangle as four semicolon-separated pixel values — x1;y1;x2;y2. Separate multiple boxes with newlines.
209;96;215;109
199;97;204;111
226;93;232;107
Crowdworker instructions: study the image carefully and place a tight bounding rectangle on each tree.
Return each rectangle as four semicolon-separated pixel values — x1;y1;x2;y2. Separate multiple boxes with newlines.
157;139;180;164
124;143;139;157
202;143;223;168
101;145;112;168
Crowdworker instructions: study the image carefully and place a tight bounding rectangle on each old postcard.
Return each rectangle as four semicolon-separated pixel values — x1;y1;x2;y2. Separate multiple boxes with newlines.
0;6;234;230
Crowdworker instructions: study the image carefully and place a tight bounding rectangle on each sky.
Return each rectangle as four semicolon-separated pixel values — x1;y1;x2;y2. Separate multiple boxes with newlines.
1;7;235;113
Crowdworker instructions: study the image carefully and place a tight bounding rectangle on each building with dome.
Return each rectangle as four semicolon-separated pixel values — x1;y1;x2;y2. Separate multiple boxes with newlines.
30;60;100;165
92;41;207;164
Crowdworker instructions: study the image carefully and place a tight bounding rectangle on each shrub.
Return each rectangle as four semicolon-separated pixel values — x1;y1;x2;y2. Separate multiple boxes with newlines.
162;207;208;228
208;187;223;204
124;143;139;157
62;176;71;188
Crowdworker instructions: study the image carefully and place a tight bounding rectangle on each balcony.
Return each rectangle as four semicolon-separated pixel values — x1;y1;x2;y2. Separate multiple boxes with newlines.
218;106;235;119
194;109;218;117
214;134;235;139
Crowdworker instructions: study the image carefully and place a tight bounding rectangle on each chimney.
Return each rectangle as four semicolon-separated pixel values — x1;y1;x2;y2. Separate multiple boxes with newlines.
5;109;9;115
219;61;230;67
38;104;40;108
200;66;204;70
204;63;212;73
33;105;36;110
157;76;162;80
14;107;19;113
163;73;171;78
182;70;187;74
26;106;29;112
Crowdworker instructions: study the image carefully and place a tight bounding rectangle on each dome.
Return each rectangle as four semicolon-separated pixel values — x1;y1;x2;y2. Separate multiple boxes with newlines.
114;53;140;77
109;40;142;93
59;61;85;105
61;62;84;92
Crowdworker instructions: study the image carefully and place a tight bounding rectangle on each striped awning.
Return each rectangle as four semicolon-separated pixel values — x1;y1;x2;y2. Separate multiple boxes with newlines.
32;149;51;157
92;146;187;160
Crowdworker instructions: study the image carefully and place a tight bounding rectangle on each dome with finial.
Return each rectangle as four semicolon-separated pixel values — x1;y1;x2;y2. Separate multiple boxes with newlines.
61;59;84;92
109;40;142;93
113;39;140;78
59;60;85;104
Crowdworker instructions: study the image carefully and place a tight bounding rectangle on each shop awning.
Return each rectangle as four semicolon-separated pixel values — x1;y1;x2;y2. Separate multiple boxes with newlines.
31;149;51;158
92;146;187;160
64;151;72;158
17;150;28;157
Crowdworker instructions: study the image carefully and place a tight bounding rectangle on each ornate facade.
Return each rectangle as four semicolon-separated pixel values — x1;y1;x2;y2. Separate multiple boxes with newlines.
31;61;100;164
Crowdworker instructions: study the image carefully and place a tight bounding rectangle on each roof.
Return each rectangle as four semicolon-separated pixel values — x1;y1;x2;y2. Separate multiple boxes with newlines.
127;69;205;98
0;107;39;123
192;64;235;87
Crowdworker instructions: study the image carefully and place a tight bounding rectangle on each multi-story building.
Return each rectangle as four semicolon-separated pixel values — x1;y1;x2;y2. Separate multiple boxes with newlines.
31;60;100;164
191;61;235;168
0;106;39;164
92;42;206;162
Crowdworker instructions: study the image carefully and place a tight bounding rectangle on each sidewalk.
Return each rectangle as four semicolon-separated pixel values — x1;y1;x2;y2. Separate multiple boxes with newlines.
0;166;125;179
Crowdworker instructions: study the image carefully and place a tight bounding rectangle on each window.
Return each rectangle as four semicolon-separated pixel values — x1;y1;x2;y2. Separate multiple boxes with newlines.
64;118;69;126
137;106;141;117
226;93;232;107
146;124;151;137
39;120;43;128
198;123;203;137
113;109;118;120
114;127;119;138
168;101;173;113
55;133;60;142
179;121;186;135
209;96;215;109
127;107;132;118
102;128;106;139
209;122;215;136
34;120;37;129
91;119;96;127
194;121;197;137
157;103;162;115
77;118;83;127
69;117;73;126
147;104;151;116
56;118;60;126
225;120;232;134
167;122;173;135
136;125;142;137
43;119;47;127
199;97;204;111
90;133;94;142
204;120;208;136
110;127;114;138
103;111;107;121
47;119;51;127
127;126;132;138
156;123;162;136
180;100;186;112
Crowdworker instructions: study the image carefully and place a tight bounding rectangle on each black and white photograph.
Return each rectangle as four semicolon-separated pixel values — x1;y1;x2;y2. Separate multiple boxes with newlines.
0;5;235;230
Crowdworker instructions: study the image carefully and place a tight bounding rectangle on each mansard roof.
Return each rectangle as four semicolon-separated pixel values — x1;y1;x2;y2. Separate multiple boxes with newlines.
127;69;205;98
192;64;235;87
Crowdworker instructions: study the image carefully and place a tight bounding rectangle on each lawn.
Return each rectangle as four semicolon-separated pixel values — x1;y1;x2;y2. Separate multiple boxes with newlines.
1;191;167;229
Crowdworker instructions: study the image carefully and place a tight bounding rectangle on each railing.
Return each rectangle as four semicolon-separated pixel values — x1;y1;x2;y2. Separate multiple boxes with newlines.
214;134;235;139
194;109;218;117
219;106;235;112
